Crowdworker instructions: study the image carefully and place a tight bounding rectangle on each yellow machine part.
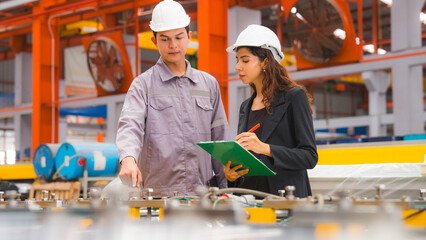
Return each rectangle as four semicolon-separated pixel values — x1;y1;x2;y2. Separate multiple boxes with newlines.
138;31;198;55
159;207;164;220
340;75;364;84
129;207;163;220
315;223;341;240
0;164;36;180
80;219;93;230
402;209;426;229
129;207;140;219
315;223;364;240
317;144;426;165
61;20;105;37
245;207;276;224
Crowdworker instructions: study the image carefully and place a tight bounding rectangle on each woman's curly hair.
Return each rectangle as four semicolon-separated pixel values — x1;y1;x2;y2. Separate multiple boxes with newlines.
238;46;313;115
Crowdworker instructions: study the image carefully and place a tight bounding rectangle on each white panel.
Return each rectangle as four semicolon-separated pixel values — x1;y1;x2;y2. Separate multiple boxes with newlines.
64;45;96;96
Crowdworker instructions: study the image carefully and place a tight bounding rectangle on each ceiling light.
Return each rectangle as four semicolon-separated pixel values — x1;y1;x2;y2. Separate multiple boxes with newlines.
363;44;375;53
380;0;392;7
296;13;305;21
333;28;346;40
377;48;387;55
420;12;426;25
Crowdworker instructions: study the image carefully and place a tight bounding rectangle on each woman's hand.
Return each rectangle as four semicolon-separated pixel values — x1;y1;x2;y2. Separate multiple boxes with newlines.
236;132;272;157
224;160;249;182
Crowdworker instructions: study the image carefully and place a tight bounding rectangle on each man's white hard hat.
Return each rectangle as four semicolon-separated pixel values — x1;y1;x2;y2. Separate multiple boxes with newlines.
149;0;190;32
227;24;284;63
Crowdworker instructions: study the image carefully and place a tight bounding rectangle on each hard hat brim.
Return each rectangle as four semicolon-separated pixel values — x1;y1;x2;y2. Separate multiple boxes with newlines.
226;44;284;62
149;18;190;32
226;44;262;53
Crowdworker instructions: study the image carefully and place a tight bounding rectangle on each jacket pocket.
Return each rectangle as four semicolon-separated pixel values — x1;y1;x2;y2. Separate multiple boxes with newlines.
195;97;213;134
147;97;175;134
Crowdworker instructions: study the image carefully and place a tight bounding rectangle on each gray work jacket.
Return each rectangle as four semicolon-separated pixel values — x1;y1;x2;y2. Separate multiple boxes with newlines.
116;57;230;197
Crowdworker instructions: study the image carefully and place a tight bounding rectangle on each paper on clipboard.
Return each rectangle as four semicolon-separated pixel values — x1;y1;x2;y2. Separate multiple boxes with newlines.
197;141;276;176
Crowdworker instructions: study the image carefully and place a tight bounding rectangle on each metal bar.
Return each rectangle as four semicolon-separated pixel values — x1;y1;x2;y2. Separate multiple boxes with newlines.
372;0;378;53
134;0;139;76
289;48;426;81
0;0;98;27
276;3;282;44
357;0;363;61
31;3;59;156
197;0;229;117
0;26;32;40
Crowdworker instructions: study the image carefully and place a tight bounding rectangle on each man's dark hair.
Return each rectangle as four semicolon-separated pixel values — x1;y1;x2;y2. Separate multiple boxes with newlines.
153;26;190;39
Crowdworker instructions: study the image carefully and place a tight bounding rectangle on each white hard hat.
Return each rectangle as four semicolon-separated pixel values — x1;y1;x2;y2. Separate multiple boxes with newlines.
150;0;191;32
227;24;284;63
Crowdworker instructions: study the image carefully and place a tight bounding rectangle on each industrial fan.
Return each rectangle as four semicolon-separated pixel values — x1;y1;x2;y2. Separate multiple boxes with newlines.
82;31;133;96
281;0;360;69
87;38;124;92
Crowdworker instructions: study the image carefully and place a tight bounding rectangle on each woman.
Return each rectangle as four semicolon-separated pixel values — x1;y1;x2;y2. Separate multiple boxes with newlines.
225;25;318;198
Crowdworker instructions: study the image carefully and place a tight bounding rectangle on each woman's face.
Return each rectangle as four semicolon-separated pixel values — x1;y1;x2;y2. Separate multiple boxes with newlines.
235;47;264;86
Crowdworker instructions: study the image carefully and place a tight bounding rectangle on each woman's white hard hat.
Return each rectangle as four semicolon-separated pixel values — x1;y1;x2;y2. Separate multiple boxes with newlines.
227;24;284;63
149;0;190;32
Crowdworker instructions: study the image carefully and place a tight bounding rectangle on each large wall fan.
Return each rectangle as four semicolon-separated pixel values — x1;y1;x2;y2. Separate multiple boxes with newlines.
281;0;360;69
82;31;133;96
87;38;124;93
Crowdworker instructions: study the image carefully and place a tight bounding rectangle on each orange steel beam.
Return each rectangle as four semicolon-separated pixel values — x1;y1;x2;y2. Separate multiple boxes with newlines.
0;0;97;28
102;12;117;28
31;3;60;156
277;3;283;44
10;35;26;52
0;105;32;114
372;0;378;54
134;0;139;76
0;50;15;61
0;0;159;30
357;0;363;61
0;26;32;40
362;50;426;63
198;0;229;117
229;0;280;9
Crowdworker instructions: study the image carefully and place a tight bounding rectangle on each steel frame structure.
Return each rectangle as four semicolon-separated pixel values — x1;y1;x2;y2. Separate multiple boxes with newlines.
0;0;228;155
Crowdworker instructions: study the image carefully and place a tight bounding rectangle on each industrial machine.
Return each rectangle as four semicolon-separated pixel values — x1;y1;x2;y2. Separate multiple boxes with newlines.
0;183;425;240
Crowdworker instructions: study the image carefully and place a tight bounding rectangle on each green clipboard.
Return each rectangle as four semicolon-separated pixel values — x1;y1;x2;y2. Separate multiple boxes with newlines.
197;141;276;176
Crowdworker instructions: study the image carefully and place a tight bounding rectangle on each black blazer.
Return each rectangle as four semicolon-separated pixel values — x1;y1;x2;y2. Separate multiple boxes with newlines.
238;87;318;198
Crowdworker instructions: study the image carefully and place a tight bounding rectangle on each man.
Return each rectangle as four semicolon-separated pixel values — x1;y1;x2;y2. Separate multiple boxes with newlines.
116;0;229;197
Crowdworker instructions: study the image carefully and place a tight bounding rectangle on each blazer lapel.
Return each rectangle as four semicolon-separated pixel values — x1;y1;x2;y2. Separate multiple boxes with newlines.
261;92;291;142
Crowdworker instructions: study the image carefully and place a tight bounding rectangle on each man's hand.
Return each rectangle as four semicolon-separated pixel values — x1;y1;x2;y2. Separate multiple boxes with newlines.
119;156;142;188
224;160;249;182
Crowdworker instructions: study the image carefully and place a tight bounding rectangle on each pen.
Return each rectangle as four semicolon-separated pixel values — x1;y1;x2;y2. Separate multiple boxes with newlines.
237;123;260;141
247;123;260;133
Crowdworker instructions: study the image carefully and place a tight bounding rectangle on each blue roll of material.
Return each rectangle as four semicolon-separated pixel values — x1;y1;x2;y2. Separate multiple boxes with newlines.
335;138;364;144
403;134;426;141
55;143;119;180
33;144;61;180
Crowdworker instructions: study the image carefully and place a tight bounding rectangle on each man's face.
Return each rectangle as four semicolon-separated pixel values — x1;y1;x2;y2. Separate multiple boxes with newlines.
151;28;192;66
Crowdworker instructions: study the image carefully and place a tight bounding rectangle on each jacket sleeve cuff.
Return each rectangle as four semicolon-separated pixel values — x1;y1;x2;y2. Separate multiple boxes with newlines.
119;152;138;164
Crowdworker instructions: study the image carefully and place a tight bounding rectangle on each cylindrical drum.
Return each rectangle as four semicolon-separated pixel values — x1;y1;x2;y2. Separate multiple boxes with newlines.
55;143;119;180
33;144;61;180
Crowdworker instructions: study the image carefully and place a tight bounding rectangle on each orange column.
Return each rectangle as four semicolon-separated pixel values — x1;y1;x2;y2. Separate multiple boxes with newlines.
357;0;363;60
134;0;139;76
32;4;59;155
372;0;378;54
197;0;229;117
